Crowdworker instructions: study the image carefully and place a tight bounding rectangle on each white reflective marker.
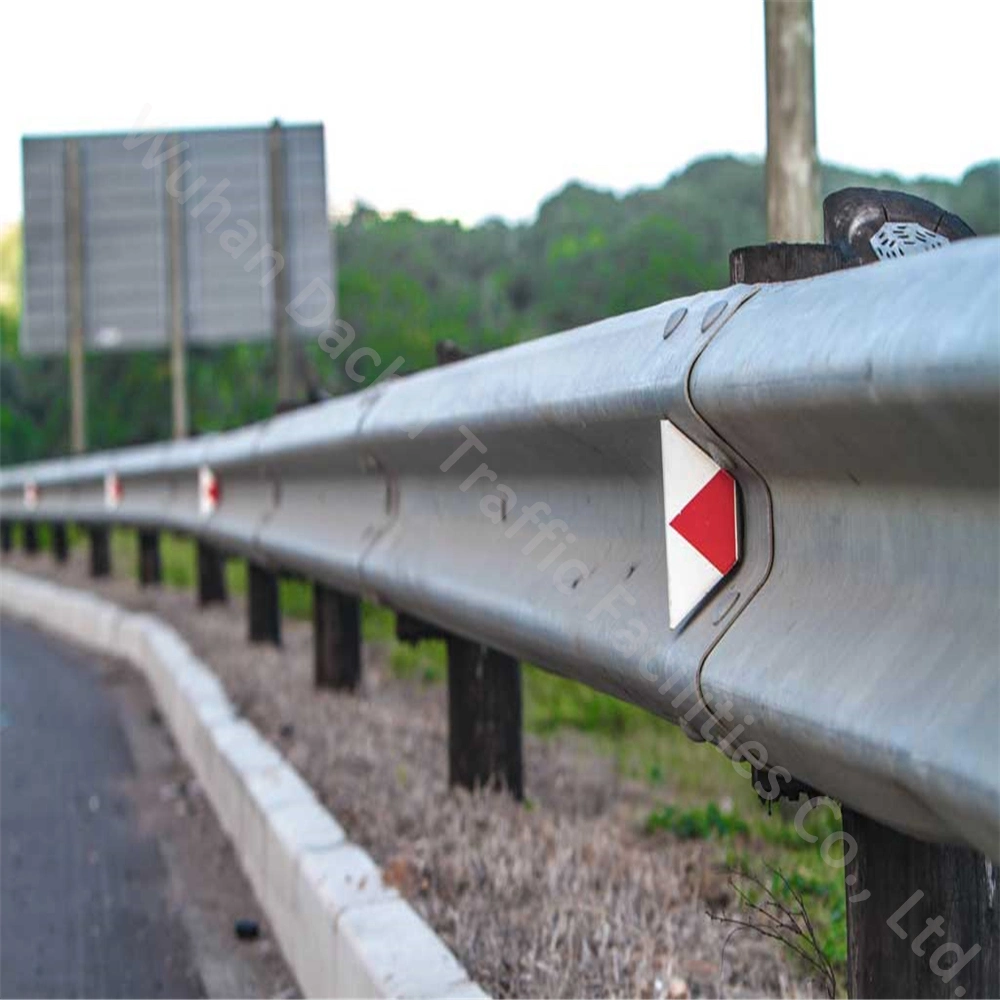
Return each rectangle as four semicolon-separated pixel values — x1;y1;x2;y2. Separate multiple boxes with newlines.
870;222;950;260
661;421;739;629
199;465;220;517
105;472;123;509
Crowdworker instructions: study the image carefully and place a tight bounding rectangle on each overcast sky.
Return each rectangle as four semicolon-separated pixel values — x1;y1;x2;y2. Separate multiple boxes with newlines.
1;0;997;229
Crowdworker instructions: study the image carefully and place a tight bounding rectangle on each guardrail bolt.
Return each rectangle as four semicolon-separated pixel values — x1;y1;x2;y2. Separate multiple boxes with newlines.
1;521;12;554
88;526;110;578
23;523;39;556
313;583;361;690
196;542;228;606
662;306;687;339
842;807;999;998
51;523;68;564
137;529;162;587
247;563;281;645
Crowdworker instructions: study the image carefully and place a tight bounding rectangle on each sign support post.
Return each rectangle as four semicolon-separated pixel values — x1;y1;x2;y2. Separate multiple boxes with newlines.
166;133;189;440
268;120;292;404
64;138;87;453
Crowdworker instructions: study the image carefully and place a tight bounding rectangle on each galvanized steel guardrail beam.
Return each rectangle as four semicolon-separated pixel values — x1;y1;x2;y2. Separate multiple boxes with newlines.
2;238;998;863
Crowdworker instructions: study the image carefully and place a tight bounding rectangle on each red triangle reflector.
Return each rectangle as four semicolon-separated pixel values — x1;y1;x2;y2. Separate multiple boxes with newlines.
668;469;738;575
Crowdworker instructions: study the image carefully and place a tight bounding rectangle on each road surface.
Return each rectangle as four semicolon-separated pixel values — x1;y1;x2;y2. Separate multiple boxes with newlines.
0;615;294;999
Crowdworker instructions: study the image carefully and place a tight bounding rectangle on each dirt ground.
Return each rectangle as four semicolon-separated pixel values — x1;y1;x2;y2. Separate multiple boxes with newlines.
3;550;822;999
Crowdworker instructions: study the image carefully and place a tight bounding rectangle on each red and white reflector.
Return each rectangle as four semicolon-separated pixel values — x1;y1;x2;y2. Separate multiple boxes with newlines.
661;421;739;629
105;471;123;509
199;465;220;517
23;481;39;510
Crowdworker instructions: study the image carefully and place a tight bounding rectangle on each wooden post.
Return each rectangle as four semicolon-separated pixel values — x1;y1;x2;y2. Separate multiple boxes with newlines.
88;526;110;578
248;563;281;645
64;138;87;454
196;541;227;606
396;612;524;799
421;338;525;797
446;636;523;799
268;120;292;404
165;133;189;440
0;521;11;554
313;583;361;690
23;523;39;555
730;242;843;283
51;523;68;563
137;529;161;586
764;0;821;242
842;808;999;998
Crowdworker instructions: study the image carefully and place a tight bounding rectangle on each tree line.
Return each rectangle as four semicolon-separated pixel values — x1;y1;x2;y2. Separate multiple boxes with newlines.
1;155;997;463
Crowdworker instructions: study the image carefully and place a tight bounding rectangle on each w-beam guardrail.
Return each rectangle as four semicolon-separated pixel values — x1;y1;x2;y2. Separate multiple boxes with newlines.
2;237;998;859
2;235;999;998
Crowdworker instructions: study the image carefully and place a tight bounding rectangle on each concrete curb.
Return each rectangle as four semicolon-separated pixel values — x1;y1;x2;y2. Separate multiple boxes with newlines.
0;569;486;1000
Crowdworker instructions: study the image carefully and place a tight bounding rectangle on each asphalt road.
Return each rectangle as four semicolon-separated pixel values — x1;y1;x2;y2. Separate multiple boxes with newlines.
0;617;204;998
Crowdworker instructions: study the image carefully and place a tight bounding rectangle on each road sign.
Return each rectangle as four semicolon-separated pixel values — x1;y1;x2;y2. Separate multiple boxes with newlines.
20;123;332;356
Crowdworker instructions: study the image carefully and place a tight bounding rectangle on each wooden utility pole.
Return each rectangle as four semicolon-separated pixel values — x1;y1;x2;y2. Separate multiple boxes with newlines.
268;120;292;403
764;0;821;241
63;139;86;453
166;133;189;439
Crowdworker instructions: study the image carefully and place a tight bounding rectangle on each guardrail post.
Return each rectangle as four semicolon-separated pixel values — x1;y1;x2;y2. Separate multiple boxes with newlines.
88;526;110;578
51;523;68;564
396;612;523;799
422;339;526;800
196;542;227;606
23;523;38;555
248;563;281;645
731;197;991;1000
446;636;523;799
841;808;998;998
313;583;360;690
137;529;161;586
1;520;13;553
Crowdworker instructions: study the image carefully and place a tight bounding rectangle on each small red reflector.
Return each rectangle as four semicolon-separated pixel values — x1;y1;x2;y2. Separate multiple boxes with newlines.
199;466;220;516
105;472;123;509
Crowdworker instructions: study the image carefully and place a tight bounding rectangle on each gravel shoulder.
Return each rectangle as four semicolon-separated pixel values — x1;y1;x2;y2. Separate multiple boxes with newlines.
2;550;820;999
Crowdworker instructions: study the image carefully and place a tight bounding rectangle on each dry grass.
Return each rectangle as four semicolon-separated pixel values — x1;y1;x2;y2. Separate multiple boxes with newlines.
3;550;823;998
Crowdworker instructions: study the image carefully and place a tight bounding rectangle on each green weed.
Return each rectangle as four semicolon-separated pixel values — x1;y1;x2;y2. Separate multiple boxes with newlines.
645;801;749;840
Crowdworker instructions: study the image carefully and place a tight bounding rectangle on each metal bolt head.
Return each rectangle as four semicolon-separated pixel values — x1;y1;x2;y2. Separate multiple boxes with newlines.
663;307;687;339
701;300;728;332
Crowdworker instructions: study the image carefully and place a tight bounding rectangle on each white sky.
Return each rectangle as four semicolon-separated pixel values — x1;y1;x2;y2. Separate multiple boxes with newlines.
1;0;997;229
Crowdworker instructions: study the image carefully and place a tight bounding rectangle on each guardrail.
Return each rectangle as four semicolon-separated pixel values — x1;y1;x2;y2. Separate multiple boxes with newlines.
2;235;999;996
